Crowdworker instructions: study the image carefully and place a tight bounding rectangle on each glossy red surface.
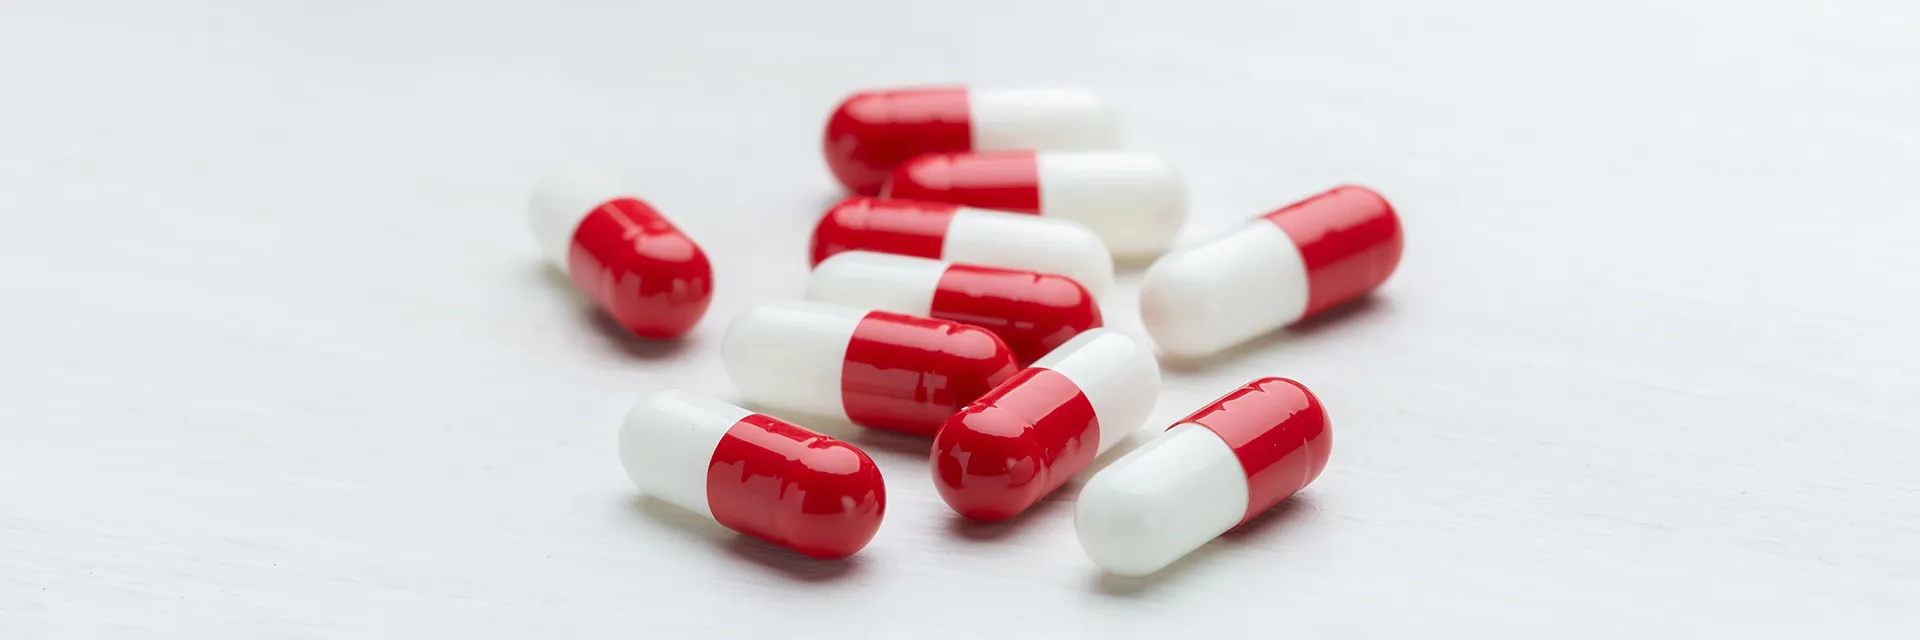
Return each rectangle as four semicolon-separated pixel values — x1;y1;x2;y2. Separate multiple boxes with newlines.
840;310;1018;436
823;87;973;196
706;413;885;559
931;368;1099;521
930;264;1102;365
881;151;1042;214
1182;377;1332;523
1263;186;1404;319
809;197;960;266
566;198;713;338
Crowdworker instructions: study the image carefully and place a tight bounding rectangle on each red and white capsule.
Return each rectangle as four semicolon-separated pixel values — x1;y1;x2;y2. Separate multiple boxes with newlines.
931;329;1160;522
808;252;1103;365
823;87;1121;195
882;151;1188;258
1140;186;1404;358
619;390;885;559
723;301;1018;436
1076;378;1332;576
529;164;714;338
811;196;1115;297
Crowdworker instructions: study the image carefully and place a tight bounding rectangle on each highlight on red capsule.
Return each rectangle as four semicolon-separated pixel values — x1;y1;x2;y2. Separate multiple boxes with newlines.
1140;186;1404;358
881;150;1188;258
809;196;1115;298
1075;377;1332;576
619;390;885;559
931;328;1160;521
722;300;1018;436
529;164;714;338
823;87;1121;195
807;251;1103;365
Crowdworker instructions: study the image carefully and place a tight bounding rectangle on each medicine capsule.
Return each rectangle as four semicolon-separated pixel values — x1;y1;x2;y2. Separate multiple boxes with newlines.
881;151;1188;258
1140;186;1404;358
823;87;1121;195
932;329;1159;521
619;390;885;559
529;164;714;338
724;301;1019;436
808;252;1103;366
811;196;1115;297
1076;377;1331;576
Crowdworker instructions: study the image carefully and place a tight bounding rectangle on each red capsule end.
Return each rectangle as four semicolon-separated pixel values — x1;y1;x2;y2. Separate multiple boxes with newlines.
932;368;1099;521
823;88;973;196
1183;377;1332;522
809;196;961;266
841;311;1019;436
706;414;886;559
567;198;713;338
881;152;1042;214
930;264;1102;365
1263;186;1404;318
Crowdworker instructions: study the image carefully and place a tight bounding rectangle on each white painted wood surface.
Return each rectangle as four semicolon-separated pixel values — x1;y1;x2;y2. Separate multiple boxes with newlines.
4;1;1917;636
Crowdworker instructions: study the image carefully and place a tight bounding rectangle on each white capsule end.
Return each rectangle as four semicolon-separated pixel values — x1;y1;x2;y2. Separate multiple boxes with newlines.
806;251;945;316
619;390;749;518
721;301;866;422
1139;222;1308;359
943;209;1116;299
1035;152;1188;258
1034;329;1161;454
968;88;1122;152
1076;423;1249;576
530;163;627;271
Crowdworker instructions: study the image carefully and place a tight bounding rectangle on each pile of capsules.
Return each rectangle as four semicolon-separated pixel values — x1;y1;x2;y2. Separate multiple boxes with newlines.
527;87;1403;577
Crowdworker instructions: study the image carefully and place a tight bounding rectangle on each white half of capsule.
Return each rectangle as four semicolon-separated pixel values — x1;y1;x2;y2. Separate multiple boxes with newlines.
1076;422;1250;576
721;301;866;423
1034;152;1188;258
968;88;1122;153
529;163;628;273
806;252;944;316
1138;221;1310;359
942;208;1115;298
618;390;751;519
1032;329;1161;454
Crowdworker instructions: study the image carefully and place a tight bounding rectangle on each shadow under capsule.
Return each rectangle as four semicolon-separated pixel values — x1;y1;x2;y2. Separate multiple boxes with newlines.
529;261;699;360
1155;295;1393;373
624;495;865;583
1089;496;1320;597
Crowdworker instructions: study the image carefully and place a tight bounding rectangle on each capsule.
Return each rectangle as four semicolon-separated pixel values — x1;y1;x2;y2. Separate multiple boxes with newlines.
724;301;1018;436
811;196;1115;297
881;151;1188;258
932;329;1159;521
808;252;1102;365
619;390;885;559
1076;378;1331;576
1140;186;1404;358
528;164;714;338
823;87;1121;195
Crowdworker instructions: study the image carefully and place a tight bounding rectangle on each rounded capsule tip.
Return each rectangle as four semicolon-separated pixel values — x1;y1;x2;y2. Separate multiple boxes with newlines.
931;404;1052;522
778;439;887;559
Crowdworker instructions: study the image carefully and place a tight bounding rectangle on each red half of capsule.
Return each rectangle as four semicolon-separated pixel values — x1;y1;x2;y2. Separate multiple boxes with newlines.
824;87;973;196
567;197;714;338
810;197;962;266
842;310;1019;436
1182;377;1332;523
1262;186;1404;319
929;264;1102;365
705;413;886;559
882;151;1042;214
931;368;1099;521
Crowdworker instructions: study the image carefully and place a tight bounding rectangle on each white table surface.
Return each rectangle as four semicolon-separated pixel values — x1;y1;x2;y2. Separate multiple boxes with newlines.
5;0;1918;636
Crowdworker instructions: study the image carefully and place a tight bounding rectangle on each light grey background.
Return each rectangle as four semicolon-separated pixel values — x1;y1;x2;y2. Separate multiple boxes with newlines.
3;0;1917;636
